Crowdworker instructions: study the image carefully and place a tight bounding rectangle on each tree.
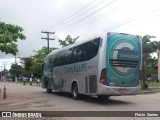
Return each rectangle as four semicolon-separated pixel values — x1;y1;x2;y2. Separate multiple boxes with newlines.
0;69;8;77
59;35;79;47
153;41;160;58
141;35;156;89
31;47;57;77
9;64;25;78
152;41;160;82
0;21;26;55
32;47;57;77
20;47;57;78
19;57;33;77
21;35;78;78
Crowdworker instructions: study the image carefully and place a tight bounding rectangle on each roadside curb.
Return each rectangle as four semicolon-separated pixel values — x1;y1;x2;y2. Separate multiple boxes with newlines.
140;91;159;94
140;87;160;94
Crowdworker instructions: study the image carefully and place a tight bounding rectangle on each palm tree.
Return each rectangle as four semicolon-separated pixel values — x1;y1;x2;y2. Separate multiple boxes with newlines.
152;41;160;82
141;35;156;89
152;41;160;58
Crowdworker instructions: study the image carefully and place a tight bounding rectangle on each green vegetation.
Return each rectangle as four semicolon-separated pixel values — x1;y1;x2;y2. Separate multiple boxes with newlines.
9;35;79;80
141;35;160;89
0;21;26;55
59;35;79;47
9;64;25;77
147;81;160;86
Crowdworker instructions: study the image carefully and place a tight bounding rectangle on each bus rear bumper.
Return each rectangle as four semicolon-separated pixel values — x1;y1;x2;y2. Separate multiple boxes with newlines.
97;84;140;96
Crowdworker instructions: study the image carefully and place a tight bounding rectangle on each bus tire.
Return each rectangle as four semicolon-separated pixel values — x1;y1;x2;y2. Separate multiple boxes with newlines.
47;88;52;93
72;83;80;100
46;82;52;93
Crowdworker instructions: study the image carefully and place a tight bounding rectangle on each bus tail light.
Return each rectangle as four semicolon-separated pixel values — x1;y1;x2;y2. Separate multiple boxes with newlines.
136;70;142;86
100;68;108;85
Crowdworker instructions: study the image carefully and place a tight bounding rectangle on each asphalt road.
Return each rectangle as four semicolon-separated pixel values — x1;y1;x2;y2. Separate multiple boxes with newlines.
0;82;160;120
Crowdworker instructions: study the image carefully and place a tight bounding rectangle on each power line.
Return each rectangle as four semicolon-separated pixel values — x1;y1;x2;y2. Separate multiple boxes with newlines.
19;0;96;56
18;0;160;58
45;0;97;30
22;33;41;51
72;4;160;39
19;0;121;57
62;1;128;34
55;0;118;32
18;33;42;56
20;0;103;56
48;0;107;31
105;6;160;32
117;10;160;33
19;41;45;57
19;0;115;57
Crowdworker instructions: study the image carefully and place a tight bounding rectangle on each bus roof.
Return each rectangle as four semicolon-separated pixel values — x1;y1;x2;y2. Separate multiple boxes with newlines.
46;32;140;59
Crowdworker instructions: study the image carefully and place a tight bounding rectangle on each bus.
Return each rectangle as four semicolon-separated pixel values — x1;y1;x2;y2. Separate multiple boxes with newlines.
41;32;142;100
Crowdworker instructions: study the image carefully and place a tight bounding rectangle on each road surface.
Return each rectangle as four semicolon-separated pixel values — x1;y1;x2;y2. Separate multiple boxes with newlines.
0;82;160;120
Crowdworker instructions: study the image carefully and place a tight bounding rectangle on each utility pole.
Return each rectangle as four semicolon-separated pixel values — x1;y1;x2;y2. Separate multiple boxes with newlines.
41;31;55;54
2;62;7;81
2;62;6;70
15;54;17;64
14;53;19;83
0;66;3;81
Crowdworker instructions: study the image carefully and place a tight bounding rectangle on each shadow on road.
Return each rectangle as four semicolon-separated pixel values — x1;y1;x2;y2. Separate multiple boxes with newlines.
45;91;133;105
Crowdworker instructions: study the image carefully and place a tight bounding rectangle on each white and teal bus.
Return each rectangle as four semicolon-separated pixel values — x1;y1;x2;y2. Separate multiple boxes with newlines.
42;32;142;100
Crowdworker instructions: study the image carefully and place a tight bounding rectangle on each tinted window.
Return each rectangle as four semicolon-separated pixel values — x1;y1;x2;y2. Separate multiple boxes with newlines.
52;38;100;67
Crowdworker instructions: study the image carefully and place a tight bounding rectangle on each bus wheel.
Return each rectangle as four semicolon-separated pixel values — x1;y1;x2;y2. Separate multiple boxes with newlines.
47;88;52;93
72;83;79;100
98;95;110;101
46;83;52;93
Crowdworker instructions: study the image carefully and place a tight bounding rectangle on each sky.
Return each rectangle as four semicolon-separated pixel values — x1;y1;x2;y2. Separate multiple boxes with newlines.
0;0;160;70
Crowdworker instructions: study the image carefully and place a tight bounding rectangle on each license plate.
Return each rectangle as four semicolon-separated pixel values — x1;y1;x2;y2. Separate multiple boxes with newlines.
119;89;127;93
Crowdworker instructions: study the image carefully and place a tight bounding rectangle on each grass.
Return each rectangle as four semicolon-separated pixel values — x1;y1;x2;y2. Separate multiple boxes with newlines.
147;81;160;86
